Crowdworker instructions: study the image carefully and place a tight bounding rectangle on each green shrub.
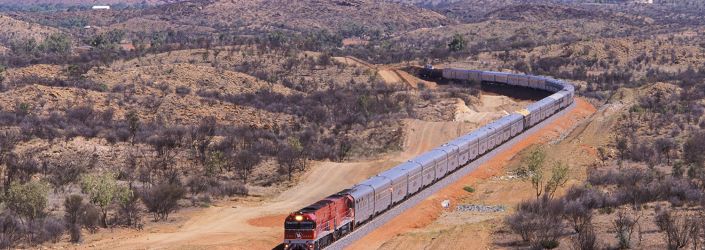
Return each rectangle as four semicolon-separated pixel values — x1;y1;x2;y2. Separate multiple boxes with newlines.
463;186;475;193
540;240;560;249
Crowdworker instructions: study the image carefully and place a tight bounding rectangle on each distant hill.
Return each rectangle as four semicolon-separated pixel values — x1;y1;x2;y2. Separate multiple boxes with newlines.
0;14;58;45
69;0;453;36
0;0;182;6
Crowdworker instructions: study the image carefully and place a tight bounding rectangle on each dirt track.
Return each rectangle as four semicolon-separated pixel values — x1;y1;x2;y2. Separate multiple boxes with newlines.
332;56;435;89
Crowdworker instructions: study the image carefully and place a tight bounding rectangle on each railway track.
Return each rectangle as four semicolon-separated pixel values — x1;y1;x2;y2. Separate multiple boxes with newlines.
326;102;577;250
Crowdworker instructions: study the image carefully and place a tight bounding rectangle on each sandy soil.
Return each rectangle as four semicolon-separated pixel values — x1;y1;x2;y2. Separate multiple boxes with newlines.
332;56;434;89
394;69;437;89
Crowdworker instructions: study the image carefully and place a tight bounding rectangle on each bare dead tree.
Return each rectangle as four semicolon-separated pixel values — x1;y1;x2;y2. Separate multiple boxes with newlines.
655;209;701;250
613;211;640;249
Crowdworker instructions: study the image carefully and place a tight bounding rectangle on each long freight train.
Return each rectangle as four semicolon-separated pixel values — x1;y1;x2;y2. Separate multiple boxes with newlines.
283;68;575;250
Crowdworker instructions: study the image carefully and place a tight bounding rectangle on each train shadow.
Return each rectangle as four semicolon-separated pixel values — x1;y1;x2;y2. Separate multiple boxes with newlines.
272;243;285;250
400;66;551;101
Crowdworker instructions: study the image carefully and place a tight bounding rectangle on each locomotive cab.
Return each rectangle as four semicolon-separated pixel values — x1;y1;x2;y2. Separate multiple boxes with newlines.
284;212;317;250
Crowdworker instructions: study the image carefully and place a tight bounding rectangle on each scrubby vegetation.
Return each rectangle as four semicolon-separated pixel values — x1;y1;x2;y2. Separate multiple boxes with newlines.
0;0;704;248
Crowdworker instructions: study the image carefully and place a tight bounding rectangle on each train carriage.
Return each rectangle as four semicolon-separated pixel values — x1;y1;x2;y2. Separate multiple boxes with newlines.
468;70;482;82
476;128;491;155
442;68;459;79
467;134;480;161
502;123;512;142
412;150;445;186
506;74;516;85
432;149;450;180
530;76;546;90
486;128;497;150
378;168;408;205
481;72;496;82
495;72;509;84
525;101;544;127
447;137;470;167
397;161;423;195
507;114;524;137
358;176;392;215
545;80;564;92
439;144;460;171
347;185;375;226
518;75;530;87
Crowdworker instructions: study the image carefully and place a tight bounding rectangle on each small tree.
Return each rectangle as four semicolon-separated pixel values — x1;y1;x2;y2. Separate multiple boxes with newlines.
64;195;84;242
545;161;570;200
80;172;130;227
233;149;260;183
0;64;6;86
42;33;72;55
615;136;629;164
4;181;49;222
204;150;226;177
525;147;547;199
683;131;705;168
0;131;19;190
126;111;140;145
448;33;467;52
613;211;639;249
654;138;675;164
654;209;700;250
140;182;185;221
0;211;24;248
597;147;609;166
572;222;598;250
506;197;564;246
117;189;141;228
277;144;298;181
563;200;592;233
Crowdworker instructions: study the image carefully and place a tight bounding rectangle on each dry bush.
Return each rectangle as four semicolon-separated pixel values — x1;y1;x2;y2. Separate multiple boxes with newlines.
571;222;597;250
563;200;592;233
140;182;185;221
117;190;142;228
505;197;565;247
654;209;701;250
587;169;704;209
612;211;639;249
28;217;64;244
0;211;24;248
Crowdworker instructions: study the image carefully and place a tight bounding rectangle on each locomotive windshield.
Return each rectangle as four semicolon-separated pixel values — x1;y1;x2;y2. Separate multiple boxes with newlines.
284;220;315;230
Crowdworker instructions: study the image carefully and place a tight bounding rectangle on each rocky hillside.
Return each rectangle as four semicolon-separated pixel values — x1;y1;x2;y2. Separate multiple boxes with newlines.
0;14;59;46
9;0;451;37
0;0;180;6
111;0;452;36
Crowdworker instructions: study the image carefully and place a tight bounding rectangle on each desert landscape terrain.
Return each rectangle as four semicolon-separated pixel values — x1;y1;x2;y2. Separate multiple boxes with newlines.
1;0;705;249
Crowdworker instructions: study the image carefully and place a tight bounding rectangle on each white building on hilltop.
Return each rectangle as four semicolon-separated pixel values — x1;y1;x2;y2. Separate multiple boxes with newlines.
92;5;111;10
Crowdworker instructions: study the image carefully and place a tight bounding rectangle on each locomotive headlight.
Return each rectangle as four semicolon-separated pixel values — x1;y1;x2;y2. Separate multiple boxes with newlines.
295;215;303;221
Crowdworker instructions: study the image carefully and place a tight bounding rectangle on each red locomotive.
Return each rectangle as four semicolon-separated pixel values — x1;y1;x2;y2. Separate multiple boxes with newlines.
283;191;354;250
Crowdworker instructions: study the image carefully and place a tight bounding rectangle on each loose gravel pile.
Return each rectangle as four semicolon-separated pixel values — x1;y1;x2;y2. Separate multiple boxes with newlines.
456;204;506;213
